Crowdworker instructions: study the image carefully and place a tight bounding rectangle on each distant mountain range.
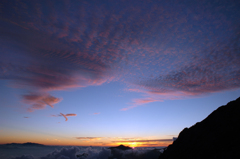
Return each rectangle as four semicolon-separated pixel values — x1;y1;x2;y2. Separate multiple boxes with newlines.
159;97;240;159
1;142;46;147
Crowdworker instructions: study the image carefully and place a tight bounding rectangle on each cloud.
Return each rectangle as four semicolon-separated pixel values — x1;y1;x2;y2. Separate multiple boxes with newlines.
60;113;68;121
23;117;29;118
0;0;240;112
12;146;165;159
22;93;62;112
121;98;158;111
132;98;159;105
135;34;239;101
11;155;34;159
50;115;58;117
121;106;138;111
51;113;77;121
85;147;111;159
124;31;240;109
41;147;80;159
75;137;103;141
65;114;77;117
60;113;77;121
93;112;100;115
140;143;159;146
112;139;173;143
94;142;104;144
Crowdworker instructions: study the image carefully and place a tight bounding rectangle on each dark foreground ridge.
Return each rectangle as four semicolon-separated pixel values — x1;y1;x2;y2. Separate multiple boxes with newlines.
159;97;240;159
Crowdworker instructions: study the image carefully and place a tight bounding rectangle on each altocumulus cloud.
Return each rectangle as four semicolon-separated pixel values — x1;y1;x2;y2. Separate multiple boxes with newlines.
130;33;240;107
124;30;240;109
0;0;240;111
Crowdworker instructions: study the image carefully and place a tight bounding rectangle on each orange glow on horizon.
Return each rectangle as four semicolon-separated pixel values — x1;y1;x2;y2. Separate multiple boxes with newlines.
0;137;172;147
113;141;170;147
0;141;171;147
0;130;172;147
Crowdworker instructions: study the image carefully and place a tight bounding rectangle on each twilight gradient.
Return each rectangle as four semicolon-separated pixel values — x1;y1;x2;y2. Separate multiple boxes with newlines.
0;0;240;147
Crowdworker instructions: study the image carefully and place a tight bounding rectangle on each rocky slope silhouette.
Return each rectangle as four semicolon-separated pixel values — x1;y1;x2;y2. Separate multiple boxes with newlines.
159;97;240;159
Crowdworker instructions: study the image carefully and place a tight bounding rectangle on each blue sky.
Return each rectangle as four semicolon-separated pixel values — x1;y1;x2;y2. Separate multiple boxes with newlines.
0;0;240;147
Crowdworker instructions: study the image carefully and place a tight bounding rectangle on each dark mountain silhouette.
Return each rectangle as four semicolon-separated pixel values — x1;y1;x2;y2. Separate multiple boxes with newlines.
2;142;46;147
159;97;240;159
108;144;132;151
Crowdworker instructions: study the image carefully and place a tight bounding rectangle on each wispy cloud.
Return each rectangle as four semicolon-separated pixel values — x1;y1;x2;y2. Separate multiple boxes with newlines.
22;93;62;112
52;113;77;121
60;113;68;121
65;114;77;117
112;139;173;143
75;137;102;141
93;112;100;115
121;98;158;111
50;115;58;117
60;113;77;121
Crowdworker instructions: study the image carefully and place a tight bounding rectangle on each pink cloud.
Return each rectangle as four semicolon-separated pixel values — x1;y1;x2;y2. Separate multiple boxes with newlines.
59;113;77;121
121;106;138;111
23;93;62;112
133;98;159;105
60;113;68;121
93;112;100;115
121;88;204;111
121;98;158;111
1;0;240;113
65;114;77;117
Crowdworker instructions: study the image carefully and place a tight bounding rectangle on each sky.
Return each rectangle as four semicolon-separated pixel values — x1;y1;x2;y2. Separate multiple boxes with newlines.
0;0;240;147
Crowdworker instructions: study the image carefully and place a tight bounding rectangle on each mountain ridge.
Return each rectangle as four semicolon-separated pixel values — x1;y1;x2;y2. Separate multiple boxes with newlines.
1;142;46;147
159;97;240;159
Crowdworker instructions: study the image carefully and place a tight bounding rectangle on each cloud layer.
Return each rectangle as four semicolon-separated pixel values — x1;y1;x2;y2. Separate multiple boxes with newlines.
11;146;163;159
0;0;240;111
41;147;80;159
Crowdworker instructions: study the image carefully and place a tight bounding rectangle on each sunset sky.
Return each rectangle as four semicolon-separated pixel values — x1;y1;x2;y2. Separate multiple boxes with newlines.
0;0;240;147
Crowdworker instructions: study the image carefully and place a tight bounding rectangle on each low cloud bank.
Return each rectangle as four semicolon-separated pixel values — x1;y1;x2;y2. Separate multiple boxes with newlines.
11;155;34;159
84;147;111;159
41;147;80;159
11;146;163;159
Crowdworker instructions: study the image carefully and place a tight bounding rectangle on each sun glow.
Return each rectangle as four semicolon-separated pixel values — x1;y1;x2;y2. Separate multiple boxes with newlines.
130;142;137;148
116;142;139;148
